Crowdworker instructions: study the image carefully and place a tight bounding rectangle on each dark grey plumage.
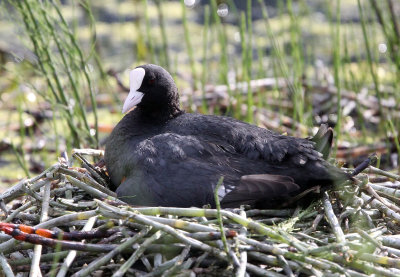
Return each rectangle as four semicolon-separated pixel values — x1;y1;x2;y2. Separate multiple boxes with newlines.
105;64;348;208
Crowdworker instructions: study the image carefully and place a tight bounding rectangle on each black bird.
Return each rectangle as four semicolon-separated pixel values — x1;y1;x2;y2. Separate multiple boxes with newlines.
105;64;348;208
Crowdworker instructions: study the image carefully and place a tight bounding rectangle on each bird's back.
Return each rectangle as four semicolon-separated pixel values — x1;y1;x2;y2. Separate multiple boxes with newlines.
105;111;347;208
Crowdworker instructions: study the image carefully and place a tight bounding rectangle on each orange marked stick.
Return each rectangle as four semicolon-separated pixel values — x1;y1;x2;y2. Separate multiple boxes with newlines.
0;223;53;238
5;228;115;252
0;222;117;241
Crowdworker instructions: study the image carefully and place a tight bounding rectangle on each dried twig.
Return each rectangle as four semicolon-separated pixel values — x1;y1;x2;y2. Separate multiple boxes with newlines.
1;149;400;276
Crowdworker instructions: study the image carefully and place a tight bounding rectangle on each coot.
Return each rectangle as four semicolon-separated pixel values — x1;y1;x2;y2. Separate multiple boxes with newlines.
105;64;348;208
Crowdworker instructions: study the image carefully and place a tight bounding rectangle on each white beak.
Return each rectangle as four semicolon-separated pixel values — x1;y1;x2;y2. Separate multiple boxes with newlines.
122;68;146;113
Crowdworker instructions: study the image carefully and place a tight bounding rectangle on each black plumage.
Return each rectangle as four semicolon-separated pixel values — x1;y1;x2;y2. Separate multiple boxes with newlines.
105;64;348;208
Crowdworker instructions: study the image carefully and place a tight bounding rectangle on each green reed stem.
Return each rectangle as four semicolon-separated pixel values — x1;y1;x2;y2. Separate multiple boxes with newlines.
287;0;305;126
332;0;342;157
40;5;93;145
181;0;198;91
143;0;156;64
16;0;80;147
258;0;300;126
357;0;386;132
246;0;253;123
214;176;229;254
370;0;400;73
155;0;170;69
201;5;210;113
11;143;30;178
80;0;110;102
238;12;246;120
52;1;99;147
211;0;231;109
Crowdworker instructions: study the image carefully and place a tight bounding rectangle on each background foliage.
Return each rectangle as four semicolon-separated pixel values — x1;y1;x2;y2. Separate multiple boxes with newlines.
0;0;399;186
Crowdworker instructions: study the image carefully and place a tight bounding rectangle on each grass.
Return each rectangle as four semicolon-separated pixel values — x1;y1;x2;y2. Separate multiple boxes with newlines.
0;0;399;178
332;0;342;156
8;0;99;149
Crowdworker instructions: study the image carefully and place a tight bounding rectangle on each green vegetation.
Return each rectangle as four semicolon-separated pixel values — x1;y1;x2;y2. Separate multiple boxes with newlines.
0;0;399;180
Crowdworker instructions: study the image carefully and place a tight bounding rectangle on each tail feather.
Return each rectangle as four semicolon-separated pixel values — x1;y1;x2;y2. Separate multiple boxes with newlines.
311;124;333;160
220;174;300;208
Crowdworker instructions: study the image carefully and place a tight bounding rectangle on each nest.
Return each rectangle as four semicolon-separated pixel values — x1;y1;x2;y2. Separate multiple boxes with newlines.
0;149;400;276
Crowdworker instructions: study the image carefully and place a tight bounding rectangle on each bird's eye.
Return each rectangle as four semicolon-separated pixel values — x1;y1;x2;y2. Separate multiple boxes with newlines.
148;78;155;85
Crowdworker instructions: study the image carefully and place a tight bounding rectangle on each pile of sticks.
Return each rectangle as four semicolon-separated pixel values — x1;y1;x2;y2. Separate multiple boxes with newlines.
0;150;400;276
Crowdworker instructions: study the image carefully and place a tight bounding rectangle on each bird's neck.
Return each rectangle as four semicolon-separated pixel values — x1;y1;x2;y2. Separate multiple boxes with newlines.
135;103;184;123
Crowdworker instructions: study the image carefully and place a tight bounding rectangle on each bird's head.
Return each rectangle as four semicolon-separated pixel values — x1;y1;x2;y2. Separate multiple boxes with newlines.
122;64;181;118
